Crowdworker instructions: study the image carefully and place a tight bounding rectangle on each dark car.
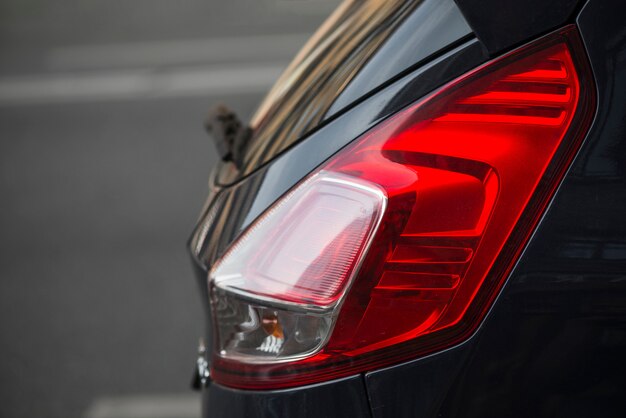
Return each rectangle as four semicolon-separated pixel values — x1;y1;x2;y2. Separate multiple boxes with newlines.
189;0;626;416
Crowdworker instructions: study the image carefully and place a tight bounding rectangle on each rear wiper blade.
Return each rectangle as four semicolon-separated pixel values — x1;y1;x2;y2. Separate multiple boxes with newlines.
204;104;252;169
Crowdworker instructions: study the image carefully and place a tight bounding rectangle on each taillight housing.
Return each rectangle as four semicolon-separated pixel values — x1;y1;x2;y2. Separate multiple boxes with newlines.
208;27;595;389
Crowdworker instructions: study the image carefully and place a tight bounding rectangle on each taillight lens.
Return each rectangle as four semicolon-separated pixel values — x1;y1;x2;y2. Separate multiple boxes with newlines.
208;27;594;389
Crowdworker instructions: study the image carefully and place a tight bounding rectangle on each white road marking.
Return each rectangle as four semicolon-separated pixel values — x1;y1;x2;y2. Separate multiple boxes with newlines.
272;0;340;15
46;33;309;71
83;394;200;418
0;63;286;105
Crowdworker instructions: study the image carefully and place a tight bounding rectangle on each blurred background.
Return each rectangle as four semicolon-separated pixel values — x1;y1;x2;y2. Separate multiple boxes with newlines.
0;0;338;416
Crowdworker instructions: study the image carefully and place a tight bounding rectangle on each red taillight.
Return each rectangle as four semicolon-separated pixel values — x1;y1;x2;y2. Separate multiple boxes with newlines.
208;27;595;389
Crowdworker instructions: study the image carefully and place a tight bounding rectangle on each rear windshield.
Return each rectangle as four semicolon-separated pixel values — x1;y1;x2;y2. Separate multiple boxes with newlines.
232;0;418;181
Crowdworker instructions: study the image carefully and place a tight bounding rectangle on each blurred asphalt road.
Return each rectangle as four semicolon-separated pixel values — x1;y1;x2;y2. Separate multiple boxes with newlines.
0;1;337;417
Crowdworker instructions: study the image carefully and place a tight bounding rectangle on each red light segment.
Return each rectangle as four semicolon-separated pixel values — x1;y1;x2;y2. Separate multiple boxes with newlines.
437;44;576;127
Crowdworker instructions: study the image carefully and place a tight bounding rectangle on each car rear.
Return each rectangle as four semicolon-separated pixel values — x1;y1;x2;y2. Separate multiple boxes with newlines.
189;0;626;416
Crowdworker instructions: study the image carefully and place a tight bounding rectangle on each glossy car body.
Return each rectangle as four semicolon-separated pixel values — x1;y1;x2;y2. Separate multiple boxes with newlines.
189;0;626;416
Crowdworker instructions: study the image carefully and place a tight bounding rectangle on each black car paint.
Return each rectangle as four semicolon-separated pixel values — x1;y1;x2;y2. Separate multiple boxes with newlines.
201;376;372;418
454;0;582;55
190;0;626;416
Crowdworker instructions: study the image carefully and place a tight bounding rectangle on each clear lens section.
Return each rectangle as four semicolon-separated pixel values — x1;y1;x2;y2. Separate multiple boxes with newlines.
210;171;386;308
209;171;386;361
212;287;332;361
